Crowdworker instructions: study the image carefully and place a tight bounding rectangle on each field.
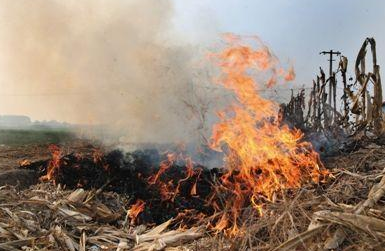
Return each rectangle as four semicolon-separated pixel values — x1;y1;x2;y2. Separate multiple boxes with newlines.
0;128;76;147
0;134;384;250
0;130;385;250
0;129;93;189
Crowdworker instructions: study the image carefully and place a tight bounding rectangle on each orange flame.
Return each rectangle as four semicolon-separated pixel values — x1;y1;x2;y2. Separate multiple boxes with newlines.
148;153;176;185
19;159;31;167
147;152;201;202
209;34;327;235
190;168;202;196
128;199;146;224
40;144;62;182
93;148;109;171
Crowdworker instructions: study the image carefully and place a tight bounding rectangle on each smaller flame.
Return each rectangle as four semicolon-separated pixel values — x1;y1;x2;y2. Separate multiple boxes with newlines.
40;144;62;183
148;153;176;185
190;168;202;196
19;159;31;166
147;152;201;202
128;199;145;224
93;148;109;171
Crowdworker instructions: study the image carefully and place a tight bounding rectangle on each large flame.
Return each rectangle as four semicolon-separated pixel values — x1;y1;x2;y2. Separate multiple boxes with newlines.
209;34;326;235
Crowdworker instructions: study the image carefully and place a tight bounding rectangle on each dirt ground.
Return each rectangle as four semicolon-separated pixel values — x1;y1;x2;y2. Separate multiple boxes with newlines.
0;144;50;172
0;139;100;189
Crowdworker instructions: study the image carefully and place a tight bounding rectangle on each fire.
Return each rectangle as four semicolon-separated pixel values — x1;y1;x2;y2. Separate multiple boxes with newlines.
128;199;145;224
148;153;176;185
147;152;201;202
93;148;110;171
36;34;328;237
40;144;62;182
208;34;327;235
19;159;31;166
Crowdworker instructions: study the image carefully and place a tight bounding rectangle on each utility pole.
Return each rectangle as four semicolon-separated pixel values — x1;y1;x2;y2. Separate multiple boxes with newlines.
320;50;341;125
320;50;341;79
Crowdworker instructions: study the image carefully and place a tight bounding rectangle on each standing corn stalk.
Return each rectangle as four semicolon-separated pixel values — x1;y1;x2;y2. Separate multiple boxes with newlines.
338;56;349;128
285;38;383;137
352;38;383;135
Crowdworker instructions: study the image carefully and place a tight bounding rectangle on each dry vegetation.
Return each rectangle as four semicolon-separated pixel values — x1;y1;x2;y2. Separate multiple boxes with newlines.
1;140;385;250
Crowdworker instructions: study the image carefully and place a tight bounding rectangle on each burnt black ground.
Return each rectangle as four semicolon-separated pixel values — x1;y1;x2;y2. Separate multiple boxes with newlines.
21;148;220;225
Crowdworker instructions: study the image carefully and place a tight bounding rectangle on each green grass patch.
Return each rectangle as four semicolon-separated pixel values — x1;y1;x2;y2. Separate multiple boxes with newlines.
0;129;76;146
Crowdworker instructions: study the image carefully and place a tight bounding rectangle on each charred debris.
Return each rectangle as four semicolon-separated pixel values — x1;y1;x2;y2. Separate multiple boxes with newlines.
22;146;217;226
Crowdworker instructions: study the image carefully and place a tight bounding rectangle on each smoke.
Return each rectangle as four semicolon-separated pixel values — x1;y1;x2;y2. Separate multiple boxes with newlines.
0;0;214;144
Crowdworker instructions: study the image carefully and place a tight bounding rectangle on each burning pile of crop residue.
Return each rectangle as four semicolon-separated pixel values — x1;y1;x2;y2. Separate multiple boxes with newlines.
23;146;217;226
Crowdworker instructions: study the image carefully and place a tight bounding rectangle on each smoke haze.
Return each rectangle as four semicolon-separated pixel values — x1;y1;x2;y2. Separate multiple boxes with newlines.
0;0;216;143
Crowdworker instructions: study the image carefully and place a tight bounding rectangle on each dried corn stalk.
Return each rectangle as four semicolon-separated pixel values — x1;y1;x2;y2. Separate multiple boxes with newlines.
286;38;383;136
349;38;383;135
279;89;306;129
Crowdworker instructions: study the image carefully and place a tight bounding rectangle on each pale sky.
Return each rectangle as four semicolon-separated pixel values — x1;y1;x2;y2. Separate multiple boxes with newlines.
172;0;385;97
0;0;384;123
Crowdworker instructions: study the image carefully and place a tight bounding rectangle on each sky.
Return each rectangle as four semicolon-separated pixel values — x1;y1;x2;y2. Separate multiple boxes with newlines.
0;0;384;124
172;0;385;100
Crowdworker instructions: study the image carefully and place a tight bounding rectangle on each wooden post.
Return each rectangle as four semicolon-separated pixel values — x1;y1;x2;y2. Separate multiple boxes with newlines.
320;50;341;127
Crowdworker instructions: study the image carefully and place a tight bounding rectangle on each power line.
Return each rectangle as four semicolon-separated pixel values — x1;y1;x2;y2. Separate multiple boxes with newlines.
0;86;314;97
193;84;314;92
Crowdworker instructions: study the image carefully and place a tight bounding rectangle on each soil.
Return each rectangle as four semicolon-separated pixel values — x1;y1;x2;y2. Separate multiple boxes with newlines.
0;139;100;188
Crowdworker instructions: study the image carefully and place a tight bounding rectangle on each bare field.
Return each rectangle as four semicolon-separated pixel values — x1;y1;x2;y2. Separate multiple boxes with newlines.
0;130;99;189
